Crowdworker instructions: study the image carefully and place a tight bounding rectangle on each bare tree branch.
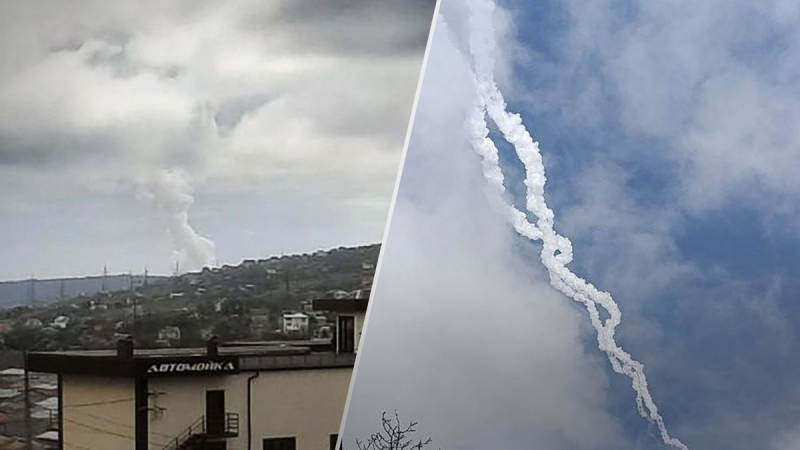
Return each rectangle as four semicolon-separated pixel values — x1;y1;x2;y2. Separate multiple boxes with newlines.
344;411;437;450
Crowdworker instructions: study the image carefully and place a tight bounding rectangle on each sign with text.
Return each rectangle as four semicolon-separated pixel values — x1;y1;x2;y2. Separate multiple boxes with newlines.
137;356;240;377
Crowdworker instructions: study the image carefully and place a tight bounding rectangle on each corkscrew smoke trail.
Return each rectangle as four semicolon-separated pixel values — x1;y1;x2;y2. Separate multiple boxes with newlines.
463;1;688;448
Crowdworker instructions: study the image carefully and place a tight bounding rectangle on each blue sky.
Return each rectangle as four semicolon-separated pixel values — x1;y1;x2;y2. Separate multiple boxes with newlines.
344;0;800;449
499;0;800;447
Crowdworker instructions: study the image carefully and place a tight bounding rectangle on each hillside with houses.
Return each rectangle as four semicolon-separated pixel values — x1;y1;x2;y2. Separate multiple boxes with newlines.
0;244;379;355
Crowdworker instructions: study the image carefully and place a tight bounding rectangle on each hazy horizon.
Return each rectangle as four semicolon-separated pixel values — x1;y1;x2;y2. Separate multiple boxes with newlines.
0;240;382;283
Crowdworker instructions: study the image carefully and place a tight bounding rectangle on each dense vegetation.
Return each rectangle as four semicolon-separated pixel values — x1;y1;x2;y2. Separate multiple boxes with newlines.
0;244;379;352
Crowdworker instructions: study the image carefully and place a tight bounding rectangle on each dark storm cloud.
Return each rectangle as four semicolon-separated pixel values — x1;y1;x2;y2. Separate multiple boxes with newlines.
214;95;274;130
0;0;431;172
259;0;437;55
0;131;116;167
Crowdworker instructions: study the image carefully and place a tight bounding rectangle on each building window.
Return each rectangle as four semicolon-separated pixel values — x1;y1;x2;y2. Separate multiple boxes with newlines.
263;437;296;450
330;434;339;450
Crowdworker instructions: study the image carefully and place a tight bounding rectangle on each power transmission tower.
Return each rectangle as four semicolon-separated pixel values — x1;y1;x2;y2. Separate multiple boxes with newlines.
27;277;35;306
102;263;108;292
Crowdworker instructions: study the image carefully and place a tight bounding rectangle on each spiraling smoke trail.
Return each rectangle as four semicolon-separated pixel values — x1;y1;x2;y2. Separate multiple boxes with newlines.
137;168;216;273
464;1;688;448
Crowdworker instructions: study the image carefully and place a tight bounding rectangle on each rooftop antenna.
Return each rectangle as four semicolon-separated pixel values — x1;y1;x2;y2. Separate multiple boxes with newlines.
132;296;139;344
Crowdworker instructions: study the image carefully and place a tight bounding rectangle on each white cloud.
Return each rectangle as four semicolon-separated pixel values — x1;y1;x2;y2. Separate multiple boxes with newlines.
343;14;627;450
483;0;800;445
773;422;800;450
534;0;800;215
0;0;433;278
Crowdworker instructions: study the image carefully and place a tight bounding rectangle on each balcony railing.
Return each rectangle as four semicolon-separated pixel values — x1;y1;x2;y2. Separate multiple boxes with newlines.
219;412;239;437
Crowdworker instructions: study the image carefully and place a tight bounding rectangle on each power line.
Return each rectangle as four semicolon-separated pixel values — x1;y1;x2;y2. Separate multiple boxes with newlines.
63;417;169;447
69;408;175;439
63;417;134;440
63;397;134;408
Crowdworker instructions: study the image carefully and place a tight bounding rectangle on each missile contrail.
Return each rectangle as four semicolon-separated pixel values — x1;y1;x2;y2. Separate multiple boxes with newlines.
464;1;688;448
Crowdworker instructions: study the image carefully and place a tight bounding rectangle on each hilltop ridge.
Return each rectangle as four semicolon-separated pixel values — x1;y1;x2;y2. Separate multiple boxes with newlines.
0;243;380;352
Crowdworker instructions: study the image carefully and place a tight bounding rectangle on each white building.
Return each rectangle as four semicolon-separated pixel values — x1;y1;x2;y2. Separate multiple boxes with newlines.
214;299;228;313
51;316;70;330
282;313;309;334
24;318;43;329
88;300;108;311
158;326;181;342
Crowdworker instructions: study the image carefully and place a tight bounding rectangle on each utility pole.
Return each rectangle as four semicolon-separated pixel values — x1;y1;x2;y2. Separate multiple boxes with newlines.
23;352;32;450
144;266;149;289
284;269;291;301
132;297;138;344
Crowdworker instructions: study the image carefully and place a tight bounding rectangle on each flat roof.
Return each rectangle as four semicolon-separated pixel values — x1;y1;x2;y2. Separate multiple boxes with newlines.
312;298;369;312
223;339;332;350
32;344;305;358
26;342;354;377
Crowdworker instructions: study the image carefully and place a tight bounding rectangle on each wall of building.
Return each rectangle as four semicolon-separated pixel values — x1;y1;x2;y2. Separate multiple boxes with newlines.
148;374;238;450
148;367;351;450
250;368;351;449
354;312;365;353
62;375;135;450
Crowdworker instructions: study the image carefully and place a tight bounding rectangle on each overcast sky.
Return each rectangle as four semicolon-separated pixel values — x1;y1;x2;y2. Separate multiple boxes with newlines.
0;0;435;280
343;0;800;449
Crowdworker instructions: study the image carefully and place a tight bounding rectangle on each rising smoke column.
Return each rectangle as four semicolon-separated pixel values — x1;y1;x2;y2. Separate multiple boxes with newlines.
137;168;216;273
464;1;688;448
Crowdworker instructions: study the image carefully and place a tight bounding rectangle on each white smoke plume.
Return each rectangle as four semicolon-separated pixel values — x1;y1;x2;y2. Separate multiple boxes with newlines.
464;1;689;448
137;168;216;273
